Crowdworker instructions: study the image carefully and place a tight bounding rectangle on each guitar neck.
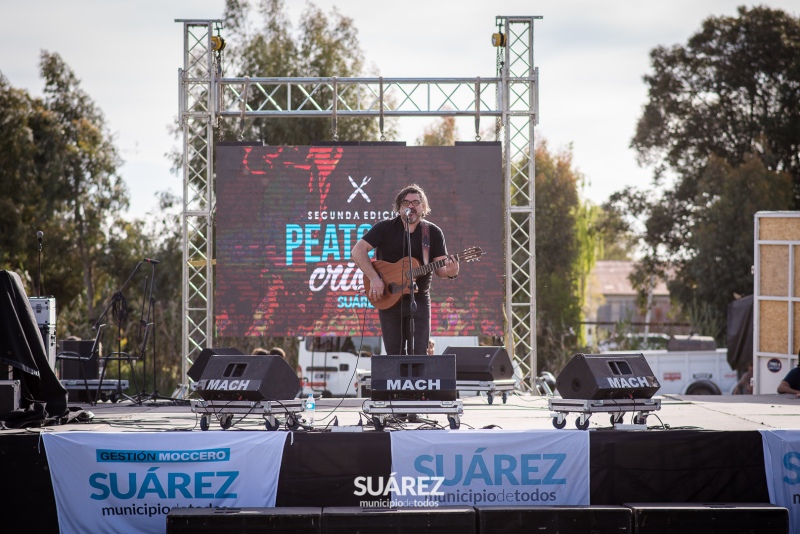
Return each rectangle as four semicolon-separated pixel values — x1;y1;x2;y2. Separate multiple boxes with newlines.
411;254;457;278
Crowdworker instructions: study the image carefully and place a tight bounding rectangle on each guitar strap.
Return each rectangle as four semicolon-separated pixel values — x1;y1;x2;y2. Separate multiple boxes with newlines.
421;220;430;265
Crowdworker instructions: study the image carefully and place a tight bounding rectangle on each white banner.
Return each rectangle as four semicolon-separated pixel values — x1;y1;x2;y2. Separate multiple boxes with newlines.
761;430;800;532
43;431;288;534
388;430;590;507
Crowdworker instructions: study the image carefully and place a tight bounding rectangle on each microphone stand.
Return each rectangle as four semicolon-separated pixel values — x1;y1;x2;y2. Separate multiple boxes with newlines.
405;213;416;355
36;232;43;297
137;260;165;402
135;275;149;400
94;261;143;404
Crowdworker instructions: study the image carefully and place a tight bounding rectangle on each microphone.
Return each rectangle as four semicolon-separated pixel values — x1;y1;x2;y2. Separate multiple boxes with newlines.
144;258;160;264
36;231;43;242
404;208;411;218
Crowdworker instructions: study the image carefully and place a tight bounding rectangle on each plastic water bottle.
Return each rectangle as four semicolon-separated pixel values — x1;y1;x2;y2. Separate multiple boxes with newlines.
305;393;316;425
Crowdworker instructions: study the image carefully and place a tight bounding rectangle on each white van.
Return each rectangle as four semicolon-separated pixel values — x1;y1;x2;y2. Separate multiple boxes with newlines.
298;336;382;397
297;335;480;397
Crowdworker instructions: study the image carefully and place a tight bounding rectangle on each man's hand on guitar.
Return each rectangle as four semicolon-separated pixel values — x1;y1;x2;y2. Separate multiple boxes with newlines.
444;255;459;278
369;277;385;300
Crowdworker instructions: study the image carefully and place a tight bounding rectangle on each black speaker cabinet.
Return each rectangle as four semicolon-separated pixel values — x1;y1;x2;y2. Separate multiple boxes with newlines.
187;347;244;382
556;353;660;400
322;506;475;534
167;507;321;533
477;505;632;534
370;355;456;401
196;355;301;401
626;503;789;534
59;340;99;380
444;346;513;381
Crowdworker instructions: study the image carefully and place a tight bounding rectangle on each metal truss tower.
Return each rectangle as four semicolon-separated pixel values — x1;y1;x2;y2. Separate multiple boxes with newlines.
177;17;540;389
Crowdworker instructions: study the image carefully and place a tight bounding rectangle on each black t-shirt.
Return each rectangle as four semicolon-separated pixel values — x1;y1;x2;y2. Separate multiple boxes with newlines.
362;217;447;293
783;367;800;390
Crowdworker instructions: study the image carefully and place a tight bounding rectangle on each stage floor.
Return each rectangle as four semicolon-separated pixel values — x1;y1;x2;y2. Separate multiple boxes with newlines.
8;392;800;434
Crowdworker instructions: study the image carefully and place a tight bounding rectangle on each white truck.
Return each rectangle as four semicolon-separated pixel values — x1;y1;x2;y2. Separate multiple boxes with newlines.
602;348;738;395
298;335;480;397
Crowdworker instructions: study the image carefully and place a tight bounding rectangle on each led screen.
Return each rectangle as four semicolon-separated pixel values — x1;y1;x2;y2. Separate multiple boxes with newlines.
215;144;504;337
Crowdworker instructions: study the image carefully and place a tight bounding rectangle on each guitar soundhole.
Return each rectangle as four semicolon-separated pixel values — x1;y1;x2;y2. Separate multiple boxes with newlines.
388;283;403;294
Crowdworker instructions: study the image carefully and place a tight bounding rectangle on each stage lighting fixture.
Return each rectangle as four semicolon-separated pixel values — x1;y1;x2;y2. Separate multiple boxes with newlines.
491;33;506;47
211;35;226;52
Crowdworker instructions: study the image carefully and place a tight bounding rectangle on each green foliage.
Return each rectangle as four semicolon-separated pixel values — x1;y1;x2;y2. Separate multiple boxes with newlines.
683;298;726;342
0;55;189;395
606;7;800;341
0;74;45;281
221;0;393;143
0;53;130;322
632;6;800;206
591;206;635;261
613;6;798;343
608;156;791;341
417;117;459;146
532;140;585;371
668;156;792;331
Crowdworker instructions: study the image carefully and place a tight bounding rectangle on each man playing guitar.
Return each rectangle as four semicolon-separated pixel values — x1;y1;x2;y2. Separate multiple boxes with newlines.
351;184;459;355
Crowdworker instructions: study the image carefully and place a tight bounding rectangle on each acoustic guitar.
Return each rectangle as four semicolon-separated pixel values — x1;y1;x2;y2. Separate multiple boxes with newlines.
363;247;483;310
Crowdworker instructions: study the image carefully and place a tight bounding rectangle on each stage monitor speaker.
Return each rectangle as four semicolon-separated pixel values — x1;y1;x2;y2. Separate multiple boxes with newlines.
187;347;243;382
477;505;632;533
444;346;513;381
196;354;300;402
59;340;99;380
556;353;660;400
370;355;457;401
167;507;321;533
626;503;789;534
322;506;475;534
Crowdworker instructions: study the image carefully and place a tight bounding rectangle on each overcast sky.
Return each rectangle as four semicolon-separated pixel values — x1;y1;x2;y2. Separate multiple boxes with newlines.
2;1;797;220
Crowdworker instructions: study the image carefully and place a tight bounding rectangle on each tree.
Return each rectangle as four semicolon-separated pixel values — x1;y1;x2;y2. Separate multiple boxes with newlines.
668;155;791;336
632;6;800;207
0;54;130;324
0;74;48;281
532;139;586;371
607;156;792;340
38;51;130;323
221;0;393;144
417;116;459;146
614;6;799;341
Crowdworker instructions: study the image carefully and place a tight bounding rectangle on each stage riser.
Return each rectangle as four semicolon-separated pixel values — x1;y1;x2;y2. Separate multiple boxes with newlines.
628;504;789;534
322;506;475;534
165;505;790;534
167;508;321;533
4;430;778;532
477;505;632;533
